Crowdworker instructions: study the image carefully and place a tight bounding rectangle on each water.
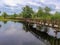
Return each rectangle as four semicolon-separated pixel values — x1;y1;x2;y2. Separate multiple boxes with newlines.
0;21;60;45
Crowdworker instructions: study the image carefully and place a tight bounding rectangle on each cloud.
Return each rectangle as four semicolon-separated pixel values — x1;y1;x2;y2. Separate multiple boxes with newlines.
0;0;60;14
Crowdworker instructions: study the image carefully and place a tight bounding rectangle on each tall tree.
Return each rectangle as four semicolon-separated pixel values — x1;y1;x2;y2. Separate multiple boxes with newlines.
54;12;60;19
21;5;34;18
43;6;51;20
44;6;51;13
2;12;8;18
13;13;17;18
37;7;44;17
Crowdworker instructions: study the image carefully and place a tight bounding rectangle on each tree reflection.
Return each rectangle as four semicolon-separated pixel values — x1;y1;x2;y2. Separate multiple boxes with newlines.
3;21;7;24
23;23;60;45
0;25;1;28
23;23;30;32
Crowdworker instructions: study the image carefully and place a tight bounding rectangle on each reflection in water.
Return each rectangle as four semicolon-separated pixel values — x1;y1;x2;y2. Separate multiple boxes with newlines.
0;21;60;45
2;21;7;24
0;25;1;27
0;21;47;45
23;23;60;45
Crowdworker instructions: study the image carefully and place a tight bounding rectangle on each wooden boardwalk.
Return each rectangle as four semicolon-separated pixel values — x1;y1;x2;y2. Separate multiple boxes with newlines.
14;18;60;31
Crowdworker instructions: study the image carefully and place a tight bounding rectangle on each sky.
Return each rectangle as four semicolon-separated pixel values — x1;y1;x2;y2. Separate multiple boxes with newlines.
0;0;60;14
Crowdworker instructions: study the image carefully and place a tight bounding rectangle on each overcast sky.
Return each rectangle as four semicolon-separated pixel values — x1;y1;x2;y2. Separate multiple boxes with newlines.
0;0;60;14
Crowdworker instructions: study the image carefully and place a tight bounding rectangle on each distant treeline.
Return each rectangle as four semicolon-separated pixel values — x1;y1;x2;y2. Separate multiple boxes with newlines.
0;5;60;21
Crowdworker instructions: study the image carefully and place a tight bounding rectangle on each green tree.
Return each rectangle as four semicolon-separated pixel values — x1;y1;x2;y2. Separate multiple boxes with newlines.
43;6;51;20
44;6;51;14
18;13;23;18
37;7;44;17
31;12;36;18
21;5;34;18
2;12;8;18
13;13;17;18
53;12;60;20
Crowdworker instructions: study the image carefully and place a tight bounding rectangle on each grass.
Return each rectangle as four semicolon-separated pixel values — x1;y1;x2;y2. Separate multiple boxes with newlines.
0;16;23;22
0;16;12;21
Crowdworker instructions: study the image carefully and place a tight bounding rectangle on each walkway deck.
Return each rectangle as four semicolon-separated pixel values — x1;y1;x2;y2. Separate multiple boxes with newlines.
14;18;60;31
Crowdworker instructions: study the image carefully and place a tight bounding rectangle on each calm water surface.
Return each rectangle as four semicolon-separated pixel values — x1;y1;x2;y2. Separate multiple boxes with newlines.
0;21;60;45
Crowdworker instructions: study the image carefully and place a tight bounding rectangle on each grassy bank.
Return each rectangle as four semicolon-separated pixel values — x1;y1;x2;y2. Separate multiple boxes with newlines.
0;17;23;22
0;17;10;21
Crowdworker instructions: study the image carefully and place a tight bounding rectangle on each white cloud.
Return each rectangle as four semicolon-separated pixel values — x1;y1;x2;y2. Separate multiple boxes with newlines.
40;0;45;2
0;0;60;14
0;0;26;6
27;2;41;6
4;0;17;6
40;0;60;9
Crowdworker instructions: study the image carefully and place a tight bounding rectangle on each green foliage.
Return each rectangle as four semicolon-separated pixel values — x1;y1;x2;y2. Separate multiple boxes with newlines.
44;6;51;13
37;7;44;17
51;12;60;20
13;13;17;18
35;6;51;20
2;12;8;18
21;5;34;18
0;6;60;21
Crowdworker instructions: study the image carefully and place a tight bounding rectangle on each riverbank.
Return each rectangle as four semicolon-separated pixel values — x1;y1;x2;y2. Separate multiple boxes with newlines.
0;17;21;22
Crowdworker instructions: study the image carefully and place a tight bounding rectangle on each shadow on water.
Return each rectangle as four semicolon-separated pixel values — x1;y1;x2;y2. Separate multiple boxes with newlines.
23;23;60;45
